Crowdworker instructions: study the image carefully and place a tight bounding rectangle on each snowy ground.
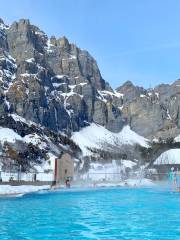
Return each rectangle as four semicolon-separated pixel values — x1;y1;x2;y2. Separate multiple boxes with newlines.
0;185;50;196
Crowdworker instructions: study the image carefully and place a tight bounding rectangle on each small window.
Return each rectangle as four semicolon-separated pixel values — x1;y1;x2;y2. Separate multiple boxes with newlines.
65;169;67;174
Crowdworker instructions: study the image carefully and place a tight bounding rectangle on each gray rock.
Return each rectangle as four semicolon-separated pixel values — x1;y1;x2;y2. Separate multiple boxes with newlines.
1;17;180;143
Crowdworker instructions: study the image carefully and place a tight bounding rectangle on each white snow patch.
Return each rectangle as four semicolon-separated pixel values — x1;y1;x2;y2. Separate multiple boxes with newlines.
114;90;124;98
52;83;64;88
46;152;57;170
0;127;22;143
23;133;47;149
25;58;35;63
0;23;9;30
45;39;54;53
10;113;37;127
79;82;87;86
155;92;159;98
98;90;124;99
174;135;180;142
55;75;66;79
69;55;77;60
152;138;159;143
20;73;37;78
35;31;45;36
118;106;124;110
167;109;172;120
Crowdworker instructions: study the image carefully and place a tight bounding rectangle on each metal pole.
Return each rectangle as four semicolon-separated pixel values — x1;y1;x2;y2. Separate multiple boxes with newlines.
20;165;22;182
54;158;58;184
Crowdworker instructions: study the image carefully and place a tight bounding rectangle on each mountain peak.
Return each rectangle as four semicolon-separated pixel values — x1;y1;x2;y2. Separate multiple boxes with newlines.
58;36;70;48
18;18;30;25
0;18;4;25
116;80;134;92
122;80;134;87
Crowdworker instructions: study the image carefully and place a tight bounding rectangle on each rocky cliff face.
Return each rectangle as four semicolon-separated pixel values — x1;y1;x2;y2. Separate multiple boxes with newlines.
114;80;180;139
0;17;180;147
0;18;124;137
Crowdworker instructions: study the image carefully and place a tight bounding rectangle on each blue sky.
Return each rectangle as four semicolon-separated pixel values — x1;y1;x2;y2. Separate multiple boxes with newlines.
1;0;180;88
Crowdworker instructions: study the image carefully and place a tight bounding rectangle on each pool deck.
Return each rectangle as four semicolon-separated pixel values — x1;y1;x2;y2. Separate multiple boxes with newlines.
0;184;51;197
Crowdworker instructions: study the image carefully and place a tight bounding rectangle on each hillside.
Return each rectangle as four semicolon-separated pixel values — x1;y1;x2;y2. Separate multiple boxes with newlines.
71;123;149;156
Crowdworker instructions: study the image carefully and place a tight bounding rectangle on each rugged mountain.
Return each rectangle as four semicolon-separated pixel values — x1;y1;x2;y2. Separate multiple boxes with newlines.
0;18;124;136
1;17;180;175
114;80;180;139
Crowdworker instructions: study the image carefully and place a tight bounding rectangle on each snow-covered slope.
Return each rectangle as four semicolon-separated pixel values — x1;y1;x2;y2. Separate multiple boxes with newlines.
0;113;80;176
0;127;47;148
154;149;180;165
0;127;22;143
174;135;180;142
71;123;149;156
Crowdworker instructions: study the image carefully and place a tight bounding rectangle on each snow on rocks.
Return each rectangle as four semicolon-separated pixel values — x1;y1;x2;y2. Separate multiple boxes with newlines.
23;133;47;149
45;39;55;53
10;113;38;127
0;123;45;149
0;21;9;30
140;94;146;98
174;134;180;142
0;127;46;147
25;58;35;63
0;53;17;92
71;123;149;156
52;82;65;88
98;90;124;99
54;75;67;79
0;127;22;143
97;90;124;103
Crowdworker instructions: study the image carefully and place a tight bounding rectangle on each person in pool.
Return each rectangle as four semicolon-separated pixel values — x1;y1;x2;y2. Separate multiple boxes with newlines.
169;167;175;191
65;177;71;188
168;167;180;192
176;170;180;192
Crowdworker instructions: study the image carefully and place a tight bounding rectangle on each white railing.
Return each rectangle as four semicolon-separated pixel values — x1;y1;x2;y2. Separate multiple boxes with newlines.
1;172;54;182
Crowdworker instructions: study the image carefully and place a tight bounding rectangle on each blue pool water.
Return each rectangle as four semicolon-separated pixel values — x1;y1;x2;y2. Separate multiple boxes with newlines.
0;187;180;240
